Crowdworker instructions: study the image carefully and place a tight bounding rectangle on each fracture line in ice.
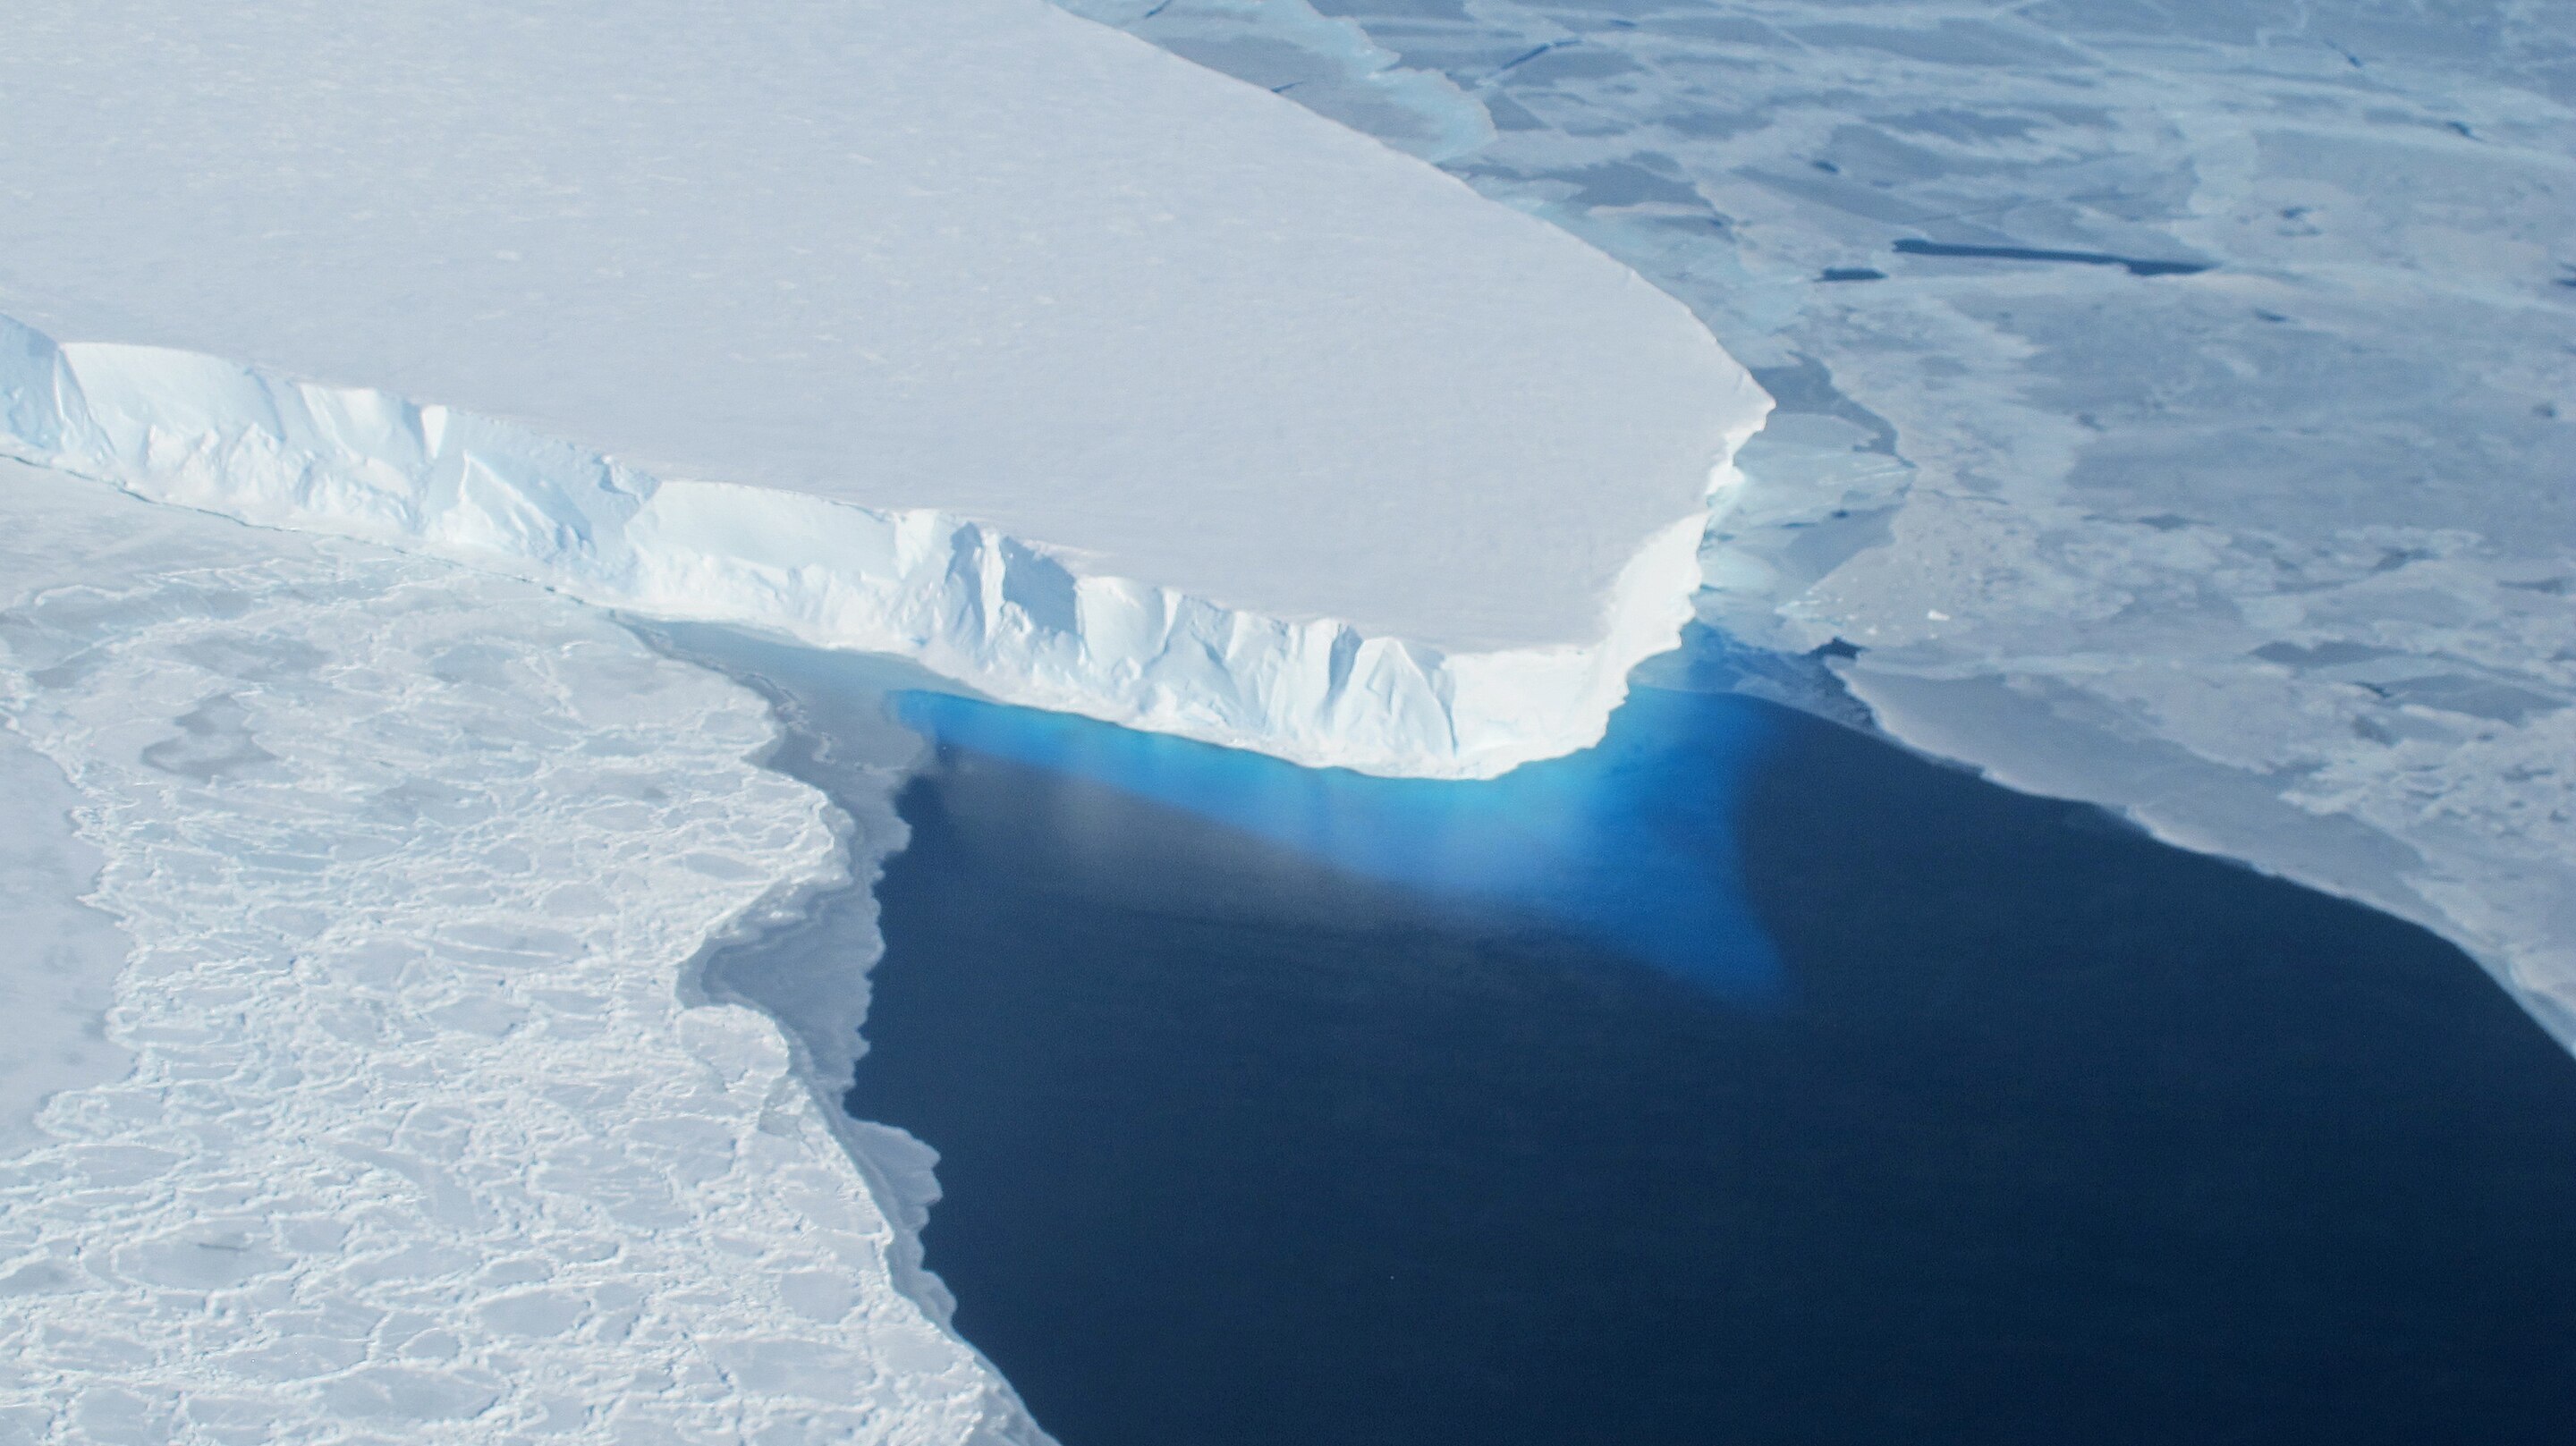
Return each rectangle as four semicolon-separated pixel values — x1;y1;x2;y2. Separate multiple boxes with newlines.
0;468;1046;1445
0;313;1748;783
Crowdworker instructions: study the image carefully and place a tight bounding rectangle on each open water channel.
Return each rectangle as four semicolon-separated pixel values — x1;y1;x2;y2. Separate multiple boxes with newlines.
679;623;2576;1446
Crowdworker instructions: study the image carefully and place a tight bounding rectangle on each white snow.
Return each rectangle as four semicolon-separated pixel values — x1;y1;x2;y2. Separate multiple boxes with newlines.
0;461;1042;1444
1098;0;2576;1044
0;0;1766;780
0;730;130;1160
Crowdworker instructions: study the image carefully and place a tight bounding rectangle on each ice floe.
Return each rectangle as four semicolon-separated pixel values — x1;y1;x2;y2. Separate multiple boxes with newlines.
0;727;130;1160
0;461;1041;1443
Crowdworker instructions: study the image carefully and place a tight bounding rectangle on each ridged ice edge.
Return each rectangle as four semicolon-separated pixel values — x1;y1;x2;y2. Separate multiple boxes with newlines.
0;312;1767;779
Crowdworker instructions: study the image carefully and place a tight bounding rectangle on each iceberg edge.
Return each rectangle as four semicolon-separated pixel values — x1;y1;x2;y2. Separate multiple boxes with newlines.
0;313;1767;781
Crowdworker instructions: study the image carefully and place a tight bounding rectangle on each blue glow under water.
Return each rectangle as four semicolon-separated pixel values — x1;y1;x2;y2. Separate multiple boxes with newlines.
893;661;1781;1000
670;619;2576;1445
818;638;2576;1446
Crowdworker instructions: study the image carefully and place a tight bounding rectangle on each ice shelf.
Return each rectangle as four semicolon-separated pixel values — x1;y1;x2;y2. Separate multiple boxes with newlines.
0;0;1767;780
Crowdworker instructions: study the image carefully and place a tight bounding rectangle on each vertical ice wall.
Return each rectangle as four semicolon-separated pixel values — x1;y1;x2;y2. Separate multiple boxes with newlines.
0;313;1757;780
0;0;1770;781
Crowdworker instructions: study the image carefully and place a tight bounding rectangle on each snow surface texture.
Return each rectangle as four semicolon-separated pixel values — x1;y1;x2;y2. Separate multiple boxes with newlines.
1083;0;2576;1043
0;461;1045;1445
0;727;131;1161
0;0;1768;781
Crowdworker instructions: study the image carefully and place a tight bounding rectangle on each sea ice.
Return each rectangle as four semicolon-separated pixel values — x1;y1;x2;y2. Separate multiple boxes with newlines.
0;0;1767;779
0;461;1041;1444
0;731;128;1159
1090;0;2576;1044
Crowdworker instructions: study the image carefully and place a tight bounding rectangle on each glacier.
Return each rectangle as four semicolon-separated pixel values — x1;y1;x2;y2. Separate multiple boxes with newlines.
0;459;1043;1444
0;0;1768;781
1076;0;2576;1048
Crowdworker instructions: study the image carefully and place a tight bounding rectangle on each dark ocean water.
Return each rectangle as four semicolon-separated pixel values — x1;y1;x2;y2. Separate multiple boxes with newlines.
712;629;2576;1446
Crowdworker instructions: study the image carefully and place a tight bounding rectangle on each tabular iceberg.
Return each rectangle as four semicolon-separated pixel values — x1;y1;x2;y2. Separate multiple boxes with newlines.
0;0;1767;780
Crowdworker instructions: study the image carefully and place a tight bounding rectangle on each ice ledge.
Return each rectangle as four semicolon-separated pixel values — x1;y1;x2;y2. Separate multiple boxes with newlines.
0;313;1765;780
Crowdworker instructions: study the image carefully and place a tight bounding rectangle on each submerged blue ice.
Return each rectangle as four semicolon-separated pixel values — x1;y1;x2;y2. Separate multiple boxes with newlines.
895;628;1783;999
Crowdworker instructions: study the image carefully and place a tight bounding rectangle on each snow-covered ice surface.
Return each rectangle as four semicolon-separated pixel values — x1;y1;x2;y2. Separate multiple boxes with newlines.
0;0;1768;779
1072;0;2576;1043
0;723;131;1161
0;461;1042;1444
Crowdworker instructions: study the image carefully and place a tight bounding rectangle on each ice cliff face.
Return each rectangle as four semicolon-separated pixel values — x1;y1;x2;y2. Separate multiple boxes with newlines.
0;701;130;1161
0;315;1755;781
0;0;1770;782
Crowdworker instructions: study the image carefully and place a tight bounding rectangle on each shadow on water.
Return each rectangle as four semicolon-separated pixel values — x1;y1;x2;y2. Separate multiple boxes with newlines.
745;629;2576;1446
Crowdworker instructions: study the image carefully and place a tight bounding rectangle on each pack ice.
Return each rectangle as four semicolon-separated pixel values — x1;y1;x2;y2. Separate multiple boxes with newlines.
0;0;1765;780
1084;0;2576;1047
0;460;1045;1443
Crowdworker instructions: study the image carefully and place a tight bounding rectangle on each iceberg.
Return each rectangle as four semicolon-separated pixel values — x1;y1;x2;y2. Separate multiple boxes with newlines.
0;0;1767;780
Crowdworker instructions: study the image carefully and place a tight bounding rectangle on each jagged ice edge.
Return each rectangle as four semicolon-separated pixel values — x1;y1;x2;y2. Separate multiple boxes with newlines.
0;313;1764;780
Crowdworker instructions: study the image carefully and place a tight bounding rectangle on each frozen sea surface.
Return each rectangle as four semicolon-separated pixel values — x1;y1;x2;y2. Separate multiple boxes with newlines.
0;462;1041;1444
1061;0;2576;1036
